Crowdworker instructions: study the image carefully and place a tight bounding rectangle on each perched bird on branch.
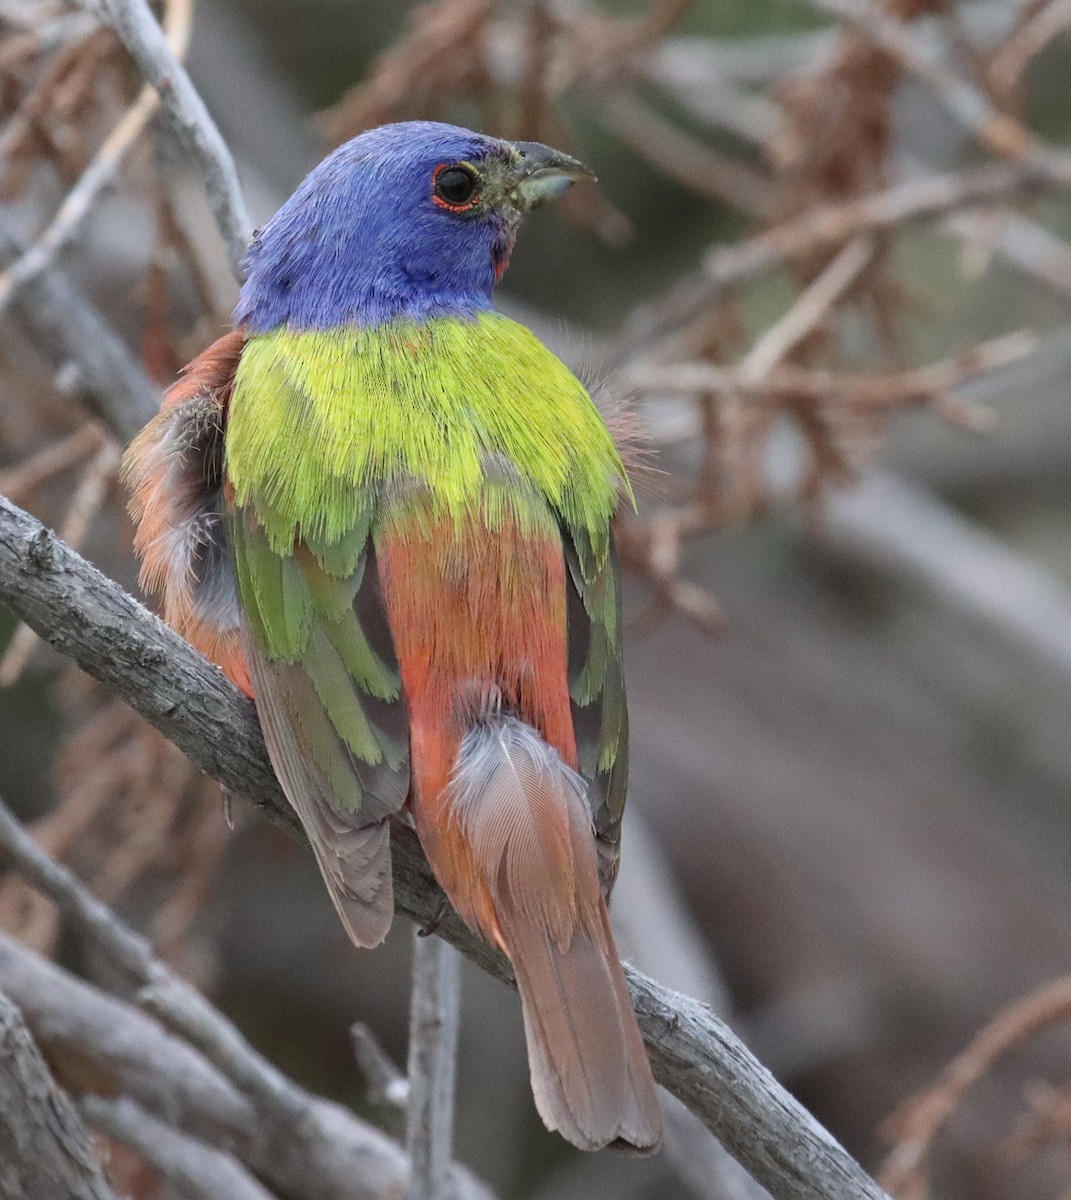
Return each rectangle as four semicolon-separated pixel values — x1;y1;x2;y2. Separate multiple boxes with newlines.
123;121;660;1154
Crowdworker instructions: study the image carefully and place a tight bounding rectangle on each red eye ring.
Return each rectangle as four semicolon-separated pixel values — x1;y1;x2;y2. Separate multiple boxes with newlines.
432;162;481;212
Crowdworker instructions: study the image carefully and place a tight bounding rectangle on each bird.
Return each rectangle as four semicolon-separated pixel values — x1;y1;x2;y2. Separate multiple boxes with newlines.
123;120;661;1155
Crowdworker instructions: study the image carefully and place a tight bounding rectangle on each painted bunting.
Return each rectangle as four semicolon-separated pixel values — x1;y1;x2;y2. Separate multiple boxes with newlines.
124;121;661;1153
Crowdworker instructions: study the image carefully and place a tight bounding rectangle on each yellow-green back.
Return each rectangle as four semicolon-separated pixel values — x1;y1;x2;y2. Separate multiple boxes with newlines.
225;312;629;556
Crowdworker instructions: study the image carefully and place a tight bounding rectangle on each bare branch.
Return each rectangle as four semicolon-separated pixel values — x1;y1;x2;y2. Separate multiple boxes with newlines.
612;27;1071;320
0;425;104;505
624;330;1034;413
0;439;120;685
879;976;1071;1196
989;0;1071;94
75;0;252;274
0;493;893;1200
616;32;1071;322
0;0;193;323
737;237;875;382
0;988;118;1200
590;91;769;214
616;157;1071;361
406;932;462;1200
351;1023;410;1109
0;214;158;443
0;10;95;60
0;931;495;1200
805;0;1036;160
0;781;324;1136
80;1095;279;1200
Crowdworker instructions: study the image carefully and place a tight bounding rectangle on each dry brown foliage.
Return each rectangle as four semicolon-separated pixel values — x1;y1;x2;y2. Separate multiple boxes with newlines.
0;672;229;979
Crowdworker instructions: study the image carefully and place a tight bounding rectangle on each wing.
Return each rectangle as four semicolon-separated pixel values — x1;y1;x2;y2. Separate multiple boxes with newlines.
127;331;411;948
563;522;628;897
124;331;251;693
226;393;410;951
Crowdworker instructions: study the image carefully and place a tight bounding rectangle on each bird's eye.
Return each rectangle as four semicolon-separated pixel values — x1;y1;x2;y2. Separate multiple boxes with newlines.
432;163;481;211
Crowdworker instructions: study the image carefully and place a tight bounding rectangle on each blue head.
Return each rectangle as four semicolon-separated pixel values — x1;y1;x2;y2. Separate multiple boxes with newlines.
234;121;593;331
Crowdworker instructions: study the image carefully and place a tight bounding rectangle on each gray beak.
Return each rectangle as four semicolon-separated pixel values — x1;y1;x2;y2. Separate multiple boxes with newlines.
510;141;596;210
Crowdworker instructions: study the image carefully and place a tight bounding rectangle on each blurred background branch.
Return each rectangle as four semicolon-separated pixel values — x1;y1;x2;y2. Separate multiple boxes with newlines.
0;774;497;1200
406;933;461;1200
0;988;119;1200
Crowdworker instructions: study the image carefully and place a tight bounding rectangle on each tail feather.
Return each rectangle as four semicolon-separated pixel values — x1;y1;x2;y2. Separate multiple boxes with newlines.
448;718;661;1154
513;917;661;1153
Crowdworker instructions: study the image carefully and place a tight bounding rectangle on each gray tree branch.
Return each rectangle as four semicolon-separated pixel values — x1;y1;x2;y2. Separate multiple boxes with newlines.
0;988;118;1200
0;931;492;1200
406;932;462;1200
0;786;494;1200
75;0;252;274
0;0;194;325
0;214;158;444
615;155;1071;362
0;495;890;1200
79;1095;280;1200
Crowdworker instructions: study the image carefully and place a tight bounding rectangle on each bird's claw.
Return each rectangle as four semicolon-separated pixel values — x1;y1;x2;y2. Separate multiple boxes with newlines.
417;896;451;937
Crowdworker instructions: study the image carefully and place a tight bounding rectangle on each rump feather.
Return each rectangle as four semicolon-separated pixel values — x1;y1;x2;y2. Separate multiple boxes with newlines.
447;717;661;1154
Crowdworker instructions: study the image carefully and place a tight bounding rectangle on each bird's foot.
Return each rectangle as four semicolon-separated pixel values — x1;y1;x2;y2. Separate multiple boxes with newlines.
417;895;451;937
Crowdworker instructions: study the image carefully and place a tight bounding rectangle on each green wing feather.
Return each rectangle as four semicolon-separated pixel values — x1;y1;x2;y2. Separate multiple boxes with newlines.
223;345;408;945
564;525;628;896
228;461;408;949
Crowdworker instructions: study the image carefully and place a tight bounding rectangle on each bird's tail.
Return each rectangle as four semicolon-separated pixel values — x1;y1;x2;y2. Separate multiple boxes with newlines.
447;717;661;1154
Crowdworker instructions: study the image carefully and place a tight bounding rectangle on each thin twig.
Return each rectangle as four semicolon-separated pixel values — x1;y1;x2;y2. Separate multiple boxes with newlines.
0;930;496;1200
0;424;104;504
0;784;498;1199
804;0;1036;161
623;330;1034;411
0;0;194;323
0;214;158;443
0;11;94;69
0;931;496;1200
737;237;875;381
612;200;869;627
626;35;1071;319
0;23;106;164
989;0;1071;95
879;976;1071;1196
406;931;461;1200
591;91;769;214
0;783;310;1125
351;1022;410;1109
619;22;1071;319
75;0;252;274
616;157;1071;363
